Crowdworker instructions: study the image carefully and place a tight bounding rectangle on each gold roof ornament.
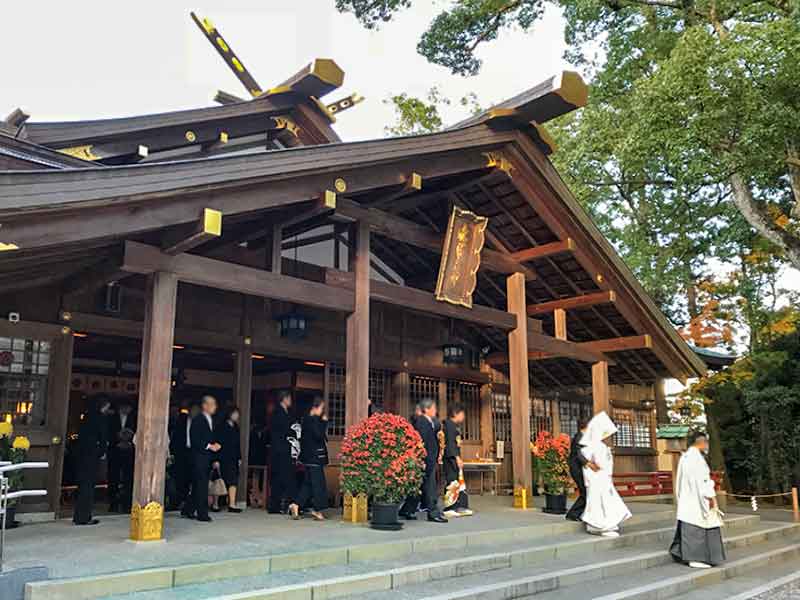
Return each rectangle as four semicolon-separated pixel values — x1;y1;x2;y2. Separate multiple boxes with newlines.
483;151;514;177
58;145;100;161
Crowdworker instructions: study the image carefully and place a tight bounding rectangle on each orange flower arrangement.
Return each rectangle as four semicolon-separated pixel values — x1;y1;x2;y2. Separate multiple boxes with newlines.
531;430;571;494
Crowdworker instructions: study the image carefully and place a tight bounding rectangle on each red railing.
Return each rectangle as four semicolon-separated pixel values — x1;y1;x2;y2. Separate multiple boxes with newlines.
613;471;673;497
611;470;723;497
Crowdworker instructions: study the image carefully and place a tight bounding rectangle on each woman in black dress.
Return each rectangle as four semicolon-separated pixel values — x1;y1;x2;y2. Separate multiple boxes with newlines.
289;397;329;521
217;406;243;513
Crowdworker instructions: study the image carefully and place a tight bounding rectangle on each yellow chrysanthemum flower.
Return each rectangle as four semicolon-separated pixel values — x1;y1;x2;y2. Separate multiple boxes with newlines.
12;436;30;451
0;422;13;437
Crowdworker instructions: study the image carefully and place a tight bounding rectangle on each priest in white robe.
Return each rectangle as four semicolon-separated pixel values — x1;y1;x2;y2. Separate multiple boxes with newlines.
669;431;725;568
580;412;632;537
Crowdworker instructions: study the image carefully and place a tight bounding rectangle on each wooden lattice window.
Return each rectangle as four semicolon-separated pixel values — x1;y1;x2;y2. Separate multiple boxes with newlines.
410;375;439;408
530;395;551;438
368;368;390;412
446;381;481;441
612;408;654;448
326;363;346;437
491;391;511;443
0;337;49;427
558;394;594;437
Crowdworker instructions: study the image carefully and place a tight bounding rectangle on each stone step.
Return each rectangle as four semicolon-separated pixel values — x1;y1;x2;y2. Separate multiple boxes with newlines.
25;508;679;600
90;516;783;600
670;560;800;600
341;521;800;600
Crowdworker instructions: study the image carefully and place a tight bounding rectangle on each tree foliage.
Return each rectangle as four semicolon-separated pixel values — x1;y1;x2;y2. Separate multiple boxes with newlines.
336;0;800;273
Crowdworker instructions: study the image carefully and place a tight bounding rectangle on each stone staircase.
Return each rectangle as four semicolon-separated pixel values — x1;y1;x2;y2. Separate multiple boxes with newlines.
24;509;800;600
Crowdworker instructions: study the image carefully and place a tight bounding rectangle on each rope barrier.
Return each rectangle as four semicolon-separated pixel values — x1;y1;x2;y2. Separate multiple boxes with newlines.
718;487;799;520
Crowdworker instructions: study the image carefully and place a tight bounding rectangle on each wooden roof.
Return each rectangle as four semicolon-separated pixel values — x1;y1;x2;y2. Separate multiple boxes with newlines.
0;71;706;386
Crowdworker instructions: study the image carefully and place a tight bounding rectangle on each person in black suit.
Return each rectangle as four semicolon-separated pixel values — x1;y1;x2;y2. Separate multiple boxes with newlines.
268;390;296;514
175;403;200;514
185;395;221;522
415;398;447;523
565;420;598;521
73;396;112;526
399;403;424;520
217;406;243;513
289;396;329;521
442;403;472;517
107;401;136;513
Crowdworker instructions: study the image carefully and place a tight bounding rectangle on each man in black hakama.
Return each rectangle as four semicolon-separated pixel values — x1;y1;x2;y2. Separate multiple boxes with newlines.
268;391;296;514
565;420;597;521
73;396;112;526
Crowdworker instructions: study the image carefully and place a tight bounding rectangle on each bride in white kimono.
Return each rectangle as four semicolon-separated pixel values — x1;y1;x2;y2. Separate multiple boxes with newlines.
580;412;632;537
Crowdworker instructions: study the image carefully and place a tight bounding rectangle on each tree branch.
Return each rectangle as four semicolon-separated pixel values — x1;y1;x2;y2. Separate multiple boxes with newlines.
729;172;800;270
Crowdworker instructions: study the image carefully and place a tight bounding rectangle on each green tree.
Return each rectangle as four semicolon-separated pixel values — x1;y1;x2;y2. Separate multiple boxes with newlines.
336;0;800;272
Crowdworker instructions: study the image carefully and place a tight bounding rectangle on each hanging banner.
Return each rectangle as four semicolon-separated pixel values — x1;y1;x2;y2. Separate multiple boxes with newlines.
435;206;488;308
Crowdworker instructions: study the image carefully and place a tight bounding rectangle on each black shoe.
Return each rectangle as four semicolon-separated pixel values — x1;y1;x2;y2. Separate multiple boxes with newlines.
400;512;417;520
74;519;100;526
565;515;581;522
197;516;213;522
210;506;222;513
428;515;448;523
228;507;243;513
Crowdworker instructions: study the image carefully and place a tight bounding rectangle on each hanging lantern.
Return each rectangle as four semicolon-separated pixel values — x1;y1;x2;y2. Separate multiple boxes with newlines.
641;398;655;410
442;342;466;365
276;311;309;340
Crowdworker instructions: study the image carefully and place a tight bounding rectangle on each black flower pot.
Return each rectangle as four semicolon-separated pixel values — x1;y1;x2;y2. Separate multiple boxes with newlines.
543;493;567;514
370;501;403;531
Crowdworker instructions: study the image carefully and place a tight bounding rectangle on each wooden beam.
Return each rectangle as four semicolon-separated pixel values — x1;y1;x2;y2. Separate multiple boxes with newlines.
368;172;423;210
485;330;613;366
325;268;517;330
61;256;129;297
131;271;177;540
161;208;222;255
121;241;354;313
581;334;652;353
507;272;532;497
527;290;616;316
279;192;337;238
592;361;610;415
335;198;534;277
554;308;567;341
345;221;370;432
510;238;574;263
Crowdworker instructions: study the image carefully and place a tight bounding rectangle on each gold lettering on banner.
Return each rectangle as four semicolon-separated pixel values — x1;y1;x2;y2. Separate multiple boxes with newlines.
435;206;488;308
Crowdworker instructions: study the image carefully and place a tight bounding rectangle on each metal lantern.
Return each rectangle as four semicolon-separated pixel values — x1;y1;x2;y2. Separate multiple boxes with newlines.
277;311;309;340
442;342;466;365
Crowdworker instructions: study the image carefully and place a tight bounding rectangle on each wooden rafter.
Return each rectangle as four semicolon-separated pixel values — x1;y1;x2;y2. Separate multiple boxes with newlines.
161;208;222;256
510;238;574;262
527;290;616;316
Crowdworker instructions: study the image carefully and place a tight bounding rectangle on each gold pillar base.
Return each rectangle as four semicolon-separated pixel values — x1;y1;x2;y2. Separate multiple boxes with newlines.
342;492;368;523
513;485;529;509
130;501;164;541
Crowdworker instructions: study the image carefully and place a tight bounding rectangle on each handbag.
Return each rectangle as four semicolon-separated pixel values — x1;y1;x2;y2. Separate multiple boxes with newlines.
209;468;227;496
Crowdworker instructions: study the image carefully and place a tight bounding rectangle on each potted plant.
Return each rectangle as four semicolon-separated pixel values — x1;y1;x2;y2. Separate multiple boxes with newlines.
0;422;32;528
531;430;571;514
340;412;425;530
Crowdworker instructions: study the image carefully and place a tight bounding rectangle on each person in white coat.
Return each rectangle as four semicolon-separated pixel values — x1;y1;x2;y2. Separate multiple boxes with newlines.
669;431;725;568
580;411;632;537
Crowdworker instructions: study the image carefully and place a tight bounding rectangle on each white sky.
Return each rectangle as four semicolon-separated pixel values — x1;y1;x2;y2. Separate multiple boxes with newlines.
1;0;569;140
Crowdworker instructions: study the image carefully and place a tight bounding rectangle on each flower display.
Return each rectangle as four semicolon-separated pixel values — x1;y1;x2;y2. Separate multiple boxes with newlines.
531;430;572;494
12;436;31;451
340;412;425;504
0;426;29;496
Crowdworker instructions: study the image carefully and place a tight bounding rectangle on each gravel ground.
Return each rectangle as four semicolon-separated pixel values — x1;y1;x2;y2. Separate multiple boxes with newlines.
751;577;800;599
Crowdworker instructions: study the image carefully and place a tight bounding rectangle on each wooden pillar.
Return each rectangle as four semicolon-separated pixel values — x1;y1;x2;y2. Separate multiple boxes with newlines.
47;329;73;516
438;379;448;420
345;220;370;431
234;347;253;507
553;308;567;341
479;383;494;458
654;378;669;424
592;361;610;415
131;271;177;541
390;371;410;417
507;273;532;497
